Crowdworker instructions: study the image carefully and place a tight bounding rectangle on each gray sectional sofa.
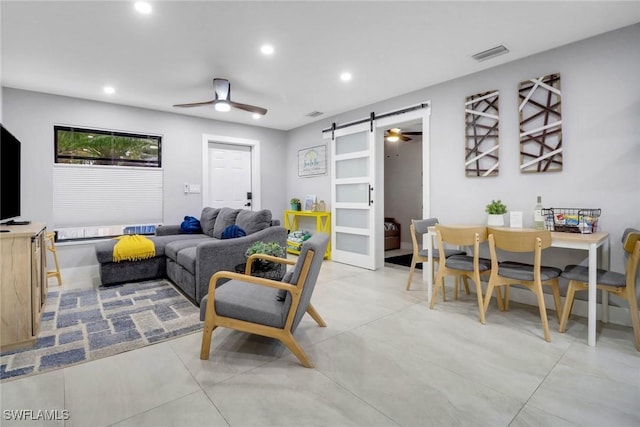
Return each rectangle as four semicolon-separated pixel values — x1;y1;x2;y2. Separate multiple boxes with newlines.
95;207;287;306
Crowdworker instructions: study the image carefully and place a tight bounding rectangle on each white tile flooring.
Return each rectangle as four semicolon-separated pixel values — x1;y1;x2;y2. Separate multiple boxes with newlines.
1;259;639;427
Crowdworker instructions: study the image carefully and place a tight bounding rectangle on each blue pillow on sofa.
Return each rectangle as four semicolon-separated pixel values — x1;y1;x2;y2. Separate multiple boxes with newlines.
180;216;202;234
221;225;246;239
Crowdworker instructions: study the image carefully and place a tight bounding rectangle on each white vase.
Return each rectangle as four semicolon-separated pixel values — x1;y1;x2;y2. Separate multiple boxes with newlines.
487;214;505;226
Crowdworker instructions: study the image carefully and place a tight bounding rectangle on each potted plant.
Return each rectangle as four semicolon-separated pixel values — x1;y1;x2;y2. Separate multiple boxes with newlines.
290;197;301;211
485;199;508;226
245;241;286;271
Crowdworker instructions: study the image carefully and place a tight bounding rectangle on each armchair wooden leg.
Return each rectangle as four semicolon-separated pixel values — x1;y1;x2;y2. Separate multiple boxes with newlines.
200;323;217;360
281;333;313;368
306;304;327;327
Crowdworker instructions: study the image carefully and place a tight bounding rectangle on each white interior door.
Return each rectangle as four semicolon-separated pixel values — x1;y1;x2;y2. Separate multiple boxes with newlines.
330;122;381;270
206;142;252;209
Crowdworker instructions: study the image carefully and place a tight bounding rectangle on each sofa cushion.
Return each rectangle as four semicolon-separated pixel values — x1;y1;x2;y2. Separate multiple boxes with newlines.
164;237;209;261
95;234;207;264
177;247;198;275
200;207;222;237
235;209;273;235
213;208;241;239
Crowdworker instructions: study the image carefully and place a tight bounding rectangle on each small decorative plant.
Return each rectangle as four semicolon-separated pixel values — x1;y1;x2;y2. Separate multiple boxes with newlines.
245;241;285;271
245;241;285;259
485;199;508;215
290;197;301;211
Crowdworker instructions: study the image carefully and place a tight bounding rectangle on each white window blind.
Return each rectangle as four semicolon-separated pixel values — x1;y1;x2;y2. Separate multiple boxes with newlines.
53;164;163;228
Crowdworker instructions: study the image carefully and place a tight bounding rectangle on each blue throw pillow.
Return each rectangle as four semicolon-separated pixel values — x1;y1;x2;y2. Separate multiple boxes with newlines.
180;216;202;234
221;224;246;239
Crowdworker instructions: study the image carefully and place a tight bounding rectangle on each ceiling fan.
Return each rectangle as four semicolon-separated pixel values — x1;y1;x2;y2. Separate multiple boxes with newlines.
384;128;422;142
173;78;268;116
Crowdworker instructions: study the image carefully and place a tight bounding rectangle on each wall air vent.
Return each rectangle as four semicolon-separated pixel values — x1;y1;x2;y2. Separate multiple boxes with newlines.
472;45;509;62
305;111;324;118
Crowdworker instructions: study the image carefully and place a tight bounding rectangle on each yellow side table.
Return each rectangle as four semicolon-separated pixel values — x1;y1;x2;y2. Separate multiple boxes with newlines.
284;210;331;259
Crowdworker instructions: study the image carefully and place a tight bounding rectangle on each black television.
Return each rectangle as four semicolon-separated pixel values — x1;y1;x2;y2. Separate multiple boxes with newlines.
1;124;21;222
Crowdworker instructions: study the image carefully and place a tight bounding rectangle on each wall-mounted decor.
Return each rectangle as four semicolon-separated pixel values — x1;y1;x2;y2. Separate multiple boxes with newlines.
464;90;500;177
518;73;562;173
298;144;327;177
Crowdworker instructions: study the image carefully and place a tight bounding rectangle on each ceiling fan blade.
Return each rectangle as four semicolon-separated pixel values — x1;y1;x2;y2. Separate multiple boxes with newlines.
400;135;412;142
230;101;268;115
403;131;422;135
173;100;215;107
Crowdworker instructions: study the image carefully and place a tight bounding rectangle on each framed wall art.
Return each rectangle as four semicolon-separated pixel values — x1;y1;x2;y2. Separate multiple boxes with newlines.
298;144;327;177
518;73;563;173
464;90;500;177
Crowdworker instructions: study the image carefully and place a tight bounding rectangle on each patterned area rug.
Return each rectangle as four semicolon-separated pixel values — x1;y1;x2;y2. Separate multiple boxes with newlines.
1;280;202;381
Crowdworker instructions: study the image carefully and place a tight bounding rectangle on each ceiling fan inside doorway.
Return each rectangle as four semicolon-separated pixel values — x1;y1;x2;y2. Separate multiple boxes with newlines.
384;128;422;142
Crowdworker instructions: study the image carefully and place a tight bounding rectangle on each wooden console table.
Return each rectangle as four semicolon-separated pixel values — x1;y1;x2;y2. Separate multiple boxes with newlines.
0;222;48;351
284;210;331;259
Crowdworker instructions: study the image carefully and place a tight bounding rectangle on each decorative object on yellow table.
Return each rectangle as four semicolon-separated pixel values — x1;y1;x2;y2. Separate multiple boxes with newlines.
284;210;331;259
112;235;156;262
289;197;301;211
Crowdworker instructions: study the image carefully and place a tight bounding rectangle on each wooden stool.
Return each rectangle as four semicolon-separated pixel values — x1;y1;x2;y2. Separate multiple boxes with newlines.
45;231;62;286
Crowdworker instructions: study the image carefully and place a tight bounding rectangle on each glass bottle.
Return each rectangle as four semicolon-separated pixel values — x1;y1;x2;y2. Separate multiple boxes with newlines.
534;196;545;230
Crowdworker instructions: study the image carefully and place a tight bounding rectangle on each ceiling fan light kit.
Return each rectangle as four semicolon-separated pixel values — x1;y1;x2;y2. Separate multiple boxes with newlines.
173;78;267;116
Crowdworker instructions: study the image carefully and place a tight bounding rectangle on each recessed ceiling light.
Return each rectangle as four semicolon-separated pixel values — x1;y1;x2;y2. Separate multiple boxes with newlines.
134;2;152;14
260;44;274;55
103;86;115;94
340;72;352;82
252;113;261;119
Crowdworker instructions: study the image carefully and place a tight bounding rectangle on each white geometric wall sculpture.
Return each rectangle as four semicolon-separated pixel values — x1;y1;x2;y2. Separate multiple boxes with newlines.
518;73;563;173
465;90;500;177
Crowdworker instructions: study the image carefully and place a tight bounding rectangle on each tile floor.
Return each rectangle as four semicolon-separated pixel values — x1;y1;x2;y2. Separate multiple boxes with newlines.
1;259;639;427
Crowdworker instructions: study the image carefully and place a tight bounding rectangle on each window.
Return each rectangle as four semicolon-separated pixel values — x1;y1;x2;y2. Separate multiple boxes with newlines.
52;125;164;237
54;125;161;167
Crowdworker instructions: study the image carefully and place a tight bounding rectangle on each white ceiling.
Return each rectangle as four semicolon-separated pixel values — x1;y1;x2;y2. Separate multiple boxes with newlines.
2;1;640;131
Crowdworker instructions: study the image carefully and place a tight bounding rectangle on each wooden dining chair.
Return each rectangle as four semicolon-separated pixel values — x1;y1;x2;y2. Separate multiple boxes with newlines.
484;228;563;342
406;218;465;290
559;228;640;351
431;224;491;323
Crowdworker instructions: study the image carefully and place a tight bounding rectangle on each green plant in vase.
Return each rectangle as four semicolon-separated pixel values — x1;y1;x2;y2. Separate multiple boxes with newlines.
245;241;286;271
290;197;301;211
485;199;507;226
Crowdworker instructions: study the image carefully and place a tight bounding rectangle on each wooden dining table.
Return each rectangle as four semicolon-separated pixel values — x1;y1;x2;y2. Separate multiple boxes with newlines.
424;226;610;346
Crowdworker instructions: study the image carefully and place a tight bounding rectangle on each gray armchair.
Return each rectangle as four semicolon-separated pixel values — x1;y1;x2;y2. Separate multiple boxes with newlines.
200;233;329;367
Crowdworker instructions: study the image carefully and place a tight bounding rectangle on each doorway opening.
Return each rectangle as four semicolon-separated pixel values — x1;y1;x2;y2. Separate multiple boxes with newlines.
201;134;261;210
382;119;423;266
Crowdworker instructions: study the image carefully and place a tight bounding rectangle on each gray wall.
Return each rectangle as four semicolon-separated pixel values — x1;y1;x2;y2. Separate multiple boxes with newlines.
2;89;288;268
285;24;640;273
2;88;288;227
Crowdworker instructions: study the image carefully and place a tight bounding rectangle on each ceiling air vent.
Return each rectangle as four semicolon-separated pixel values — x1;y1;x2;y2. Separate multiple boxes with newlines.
305;111;324;118
472;45;509;62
